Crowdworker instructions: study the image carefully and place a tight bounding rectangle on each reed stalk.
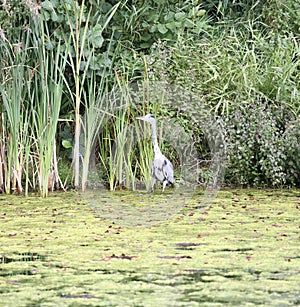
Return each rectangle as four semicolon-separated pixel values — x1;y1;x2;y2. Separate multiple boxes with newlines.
0;34;32;194
135;123;153;191
80;72;109;191
29;18;67;197
98;122;116;190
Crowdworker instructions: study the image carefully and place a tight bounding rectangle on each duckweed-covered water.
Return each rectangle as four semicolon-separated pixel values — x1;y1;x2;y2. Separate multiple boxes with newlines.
0;190;299;306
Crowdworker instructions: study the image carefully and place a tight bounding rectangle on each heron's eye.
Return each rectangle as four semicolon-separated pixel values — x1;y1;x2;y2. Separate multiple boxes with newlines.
150;114;155;118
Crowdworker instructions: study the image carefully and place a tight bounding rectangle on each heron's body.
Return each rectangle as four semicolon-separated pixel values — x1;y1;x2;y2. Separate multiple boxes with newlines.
151;155;174;191
137;114;174;192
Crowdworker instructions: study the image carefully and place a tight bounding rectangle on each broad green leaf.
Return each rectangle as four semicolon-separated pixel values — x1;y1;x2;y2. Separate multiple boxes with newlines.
149;25;157;33
51;11;59;22
164;12;175;22
41;0;54;10
62;140;72;149
174;12;185;21
166;22;177;31
197;9;206;17
157;24;168;34
184;19;194;28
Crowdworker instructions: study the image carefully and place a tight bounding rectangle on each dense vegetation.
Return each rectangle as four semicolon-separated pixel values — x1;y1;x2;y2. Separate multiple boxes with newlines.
0;0;299;196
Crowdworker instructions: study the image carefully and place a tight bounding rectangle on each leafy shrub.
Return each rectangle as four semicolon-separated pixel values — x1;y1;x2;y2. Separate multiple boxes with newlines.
108;0;210;49
39;0;211;79
282;119;300;185
0;0;35;41
226;102;300;187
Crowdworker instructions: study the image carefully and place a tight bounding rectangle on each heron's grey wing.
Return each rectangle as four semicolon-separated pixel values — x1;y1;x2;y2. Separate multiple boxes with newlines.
151;157;174;184
162;158;174;184
151;159;165;182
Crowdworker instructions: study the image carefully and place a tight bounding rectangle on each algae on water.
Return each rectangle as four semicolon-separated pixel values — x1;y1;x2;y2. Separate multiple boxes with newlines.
0;189;299;306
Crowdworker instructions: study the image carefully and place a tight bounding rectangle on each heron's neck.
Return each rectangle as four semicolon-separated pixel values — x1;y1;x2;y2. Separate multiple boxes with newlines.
151;121;162;157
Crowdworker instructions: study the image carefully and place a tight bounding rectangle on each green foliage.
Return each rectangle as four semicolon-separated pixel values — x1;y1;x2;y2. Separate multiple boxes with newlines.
282;119;300;185
97;80;157;191
0;0;299;193
146;16;299;187
0;0;34;41
40;0;211;78
261;0;300;35
225;102;300;187
201;0;265;21
202;0;299;37
148;26;299;115
0;41;31;193
30;19;67;197
40;0;118;76
109;0;209;49
106;0;211;79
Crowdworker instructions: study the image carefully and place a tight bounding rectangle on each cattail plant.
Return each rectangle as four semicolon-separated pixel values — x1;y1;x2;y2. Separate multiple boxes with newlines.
0;31;32;194
29;18;67;197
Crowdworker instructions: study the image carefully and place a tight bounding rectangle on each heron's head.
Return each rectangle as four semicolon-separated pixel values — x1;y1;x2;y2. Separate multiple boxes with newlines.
136;114;156;124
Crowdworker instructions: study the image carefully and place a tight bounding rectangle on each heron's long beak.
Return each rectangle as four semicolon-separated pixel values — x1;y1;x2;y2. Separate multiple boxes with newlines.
136;116;146;120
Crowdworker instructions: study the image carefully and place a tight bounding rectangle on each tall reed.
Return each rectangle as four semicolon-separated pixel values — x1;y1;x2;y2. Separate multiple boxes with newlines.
80;71;110;191
0;33;31;194
29;18;67;197
98;83;131;191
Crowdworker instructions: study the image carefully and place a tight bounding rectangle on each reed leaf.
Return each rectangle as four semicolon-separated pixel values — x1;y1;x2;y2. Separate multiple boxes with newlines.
0;34;31;194
29;18;67;197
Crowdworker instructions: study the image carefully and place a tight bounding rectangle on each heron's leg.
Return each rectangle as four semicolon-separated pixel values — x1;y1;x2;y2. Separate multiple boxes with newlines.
162;180;167;192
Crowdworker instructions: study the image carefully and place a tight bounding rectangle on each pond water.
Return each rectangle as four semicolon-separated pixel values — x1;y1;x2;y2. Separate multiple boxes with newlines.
0;189;299;306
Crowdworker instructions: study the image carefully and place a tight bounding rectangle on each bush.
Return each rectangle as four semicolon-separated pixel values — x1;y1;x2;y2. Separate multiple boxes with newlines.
0;0;35;41
226;102;300;187
282;119;300;185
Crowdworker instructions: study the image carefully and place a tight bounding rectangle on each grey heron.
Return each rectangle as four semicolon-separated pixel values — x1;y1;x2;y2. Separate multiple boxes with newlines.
137;114;174;192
